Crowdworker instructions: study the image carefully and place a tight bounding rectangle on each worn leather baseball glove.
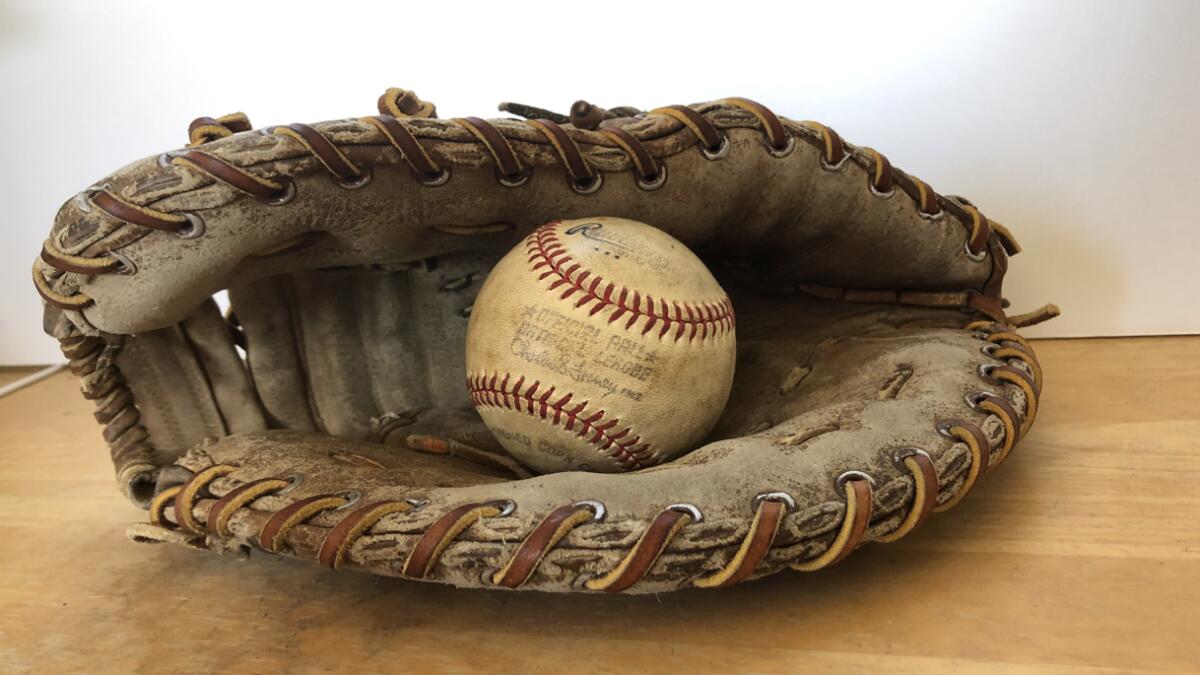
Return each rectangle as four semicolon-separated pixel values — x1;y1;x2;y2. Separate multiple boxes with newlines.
35;89;1057;593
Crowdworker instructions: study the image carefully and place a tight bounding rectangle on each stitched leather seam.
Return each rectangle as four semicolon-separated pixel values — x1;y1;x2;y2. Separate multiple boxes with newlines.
467;371;655;470
525;224;734;342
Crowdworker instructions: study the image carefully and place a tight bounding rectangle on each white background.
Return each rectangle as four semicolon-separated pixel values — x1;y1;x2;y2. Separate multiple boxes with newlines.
2;0;1196;364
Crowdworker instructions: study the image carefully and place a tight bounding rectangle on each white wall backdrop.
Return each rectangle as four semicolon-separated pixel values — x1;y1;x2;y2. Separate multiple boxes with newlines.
2;0;1197;364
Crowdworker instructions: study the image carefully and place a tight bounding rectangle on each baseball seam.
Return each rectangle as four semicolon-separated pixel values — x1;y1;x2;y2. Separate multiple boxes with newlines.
526;224;735;342
467;372;656;471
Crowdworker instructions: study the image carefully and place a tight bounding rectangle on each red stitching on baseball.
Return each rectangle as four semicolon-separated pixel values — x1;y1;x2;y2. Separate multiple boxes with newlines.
467;372;656;470
525;224;734;342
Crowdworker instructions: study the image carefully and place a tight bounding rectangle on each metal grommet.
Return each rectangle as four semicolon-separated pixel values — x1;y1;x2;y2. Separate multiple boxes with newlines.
573;500;606;522
977;363;998;379
419;168;451;187
892;446;932;468
263;178;296;206
277;473;305;494
965;391;995;409
666;503;704;523
820;153;851;171
836;470;876;489
490;499;517;518
981;343;1000;357
701;135;730;161
767;136;797;158
919;208;946;221
497;169;531;188
334;490;363;511
636;165;668;191
405;498;430;511
935;421;957;439
752;491;796;512
77;183;110;213
339;168;373;190
108;251;137;275
176;213;205;239
869;183;896;199
157;151;179;168
570;173;604;195
964;242;988;262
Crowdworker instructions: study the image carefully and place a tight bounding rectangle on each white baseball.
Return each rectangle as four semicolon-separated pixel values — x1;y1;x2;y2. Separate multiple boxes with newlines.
465;217;736;474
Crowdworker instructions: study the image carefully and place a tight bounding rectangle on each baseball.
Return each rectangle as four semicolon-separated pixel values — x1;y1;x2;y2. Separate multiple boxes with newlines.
465;217;736;474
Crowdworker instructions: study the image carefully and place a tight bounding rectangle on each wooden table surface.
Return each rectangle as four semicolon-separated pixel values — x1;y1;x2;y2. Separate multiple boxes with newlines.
1;336;1197;674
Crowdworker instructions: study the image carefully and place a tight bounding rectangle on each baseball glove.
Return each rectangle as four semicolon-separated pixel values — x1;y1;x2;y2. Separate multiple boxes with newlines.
34;88;1058;593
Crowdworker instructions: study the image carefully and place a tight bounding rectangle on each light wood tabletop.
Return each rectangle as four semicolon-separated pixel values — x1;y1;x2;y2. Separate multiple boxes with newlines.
1;336;1197;674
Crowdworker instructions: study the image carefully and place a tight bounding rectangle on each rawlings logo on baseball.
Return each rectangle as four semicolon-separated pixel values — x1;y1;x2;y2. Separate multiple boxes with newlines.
465;217;737;473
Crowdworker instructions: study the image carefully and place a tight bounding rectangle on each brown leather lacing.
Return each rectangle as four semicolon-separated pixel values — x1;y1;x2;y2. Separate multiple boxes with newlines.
362;115;447;183
153;328;1039;590
492;502;603;587
59;333;157;503
274;123;370;187
188;113;252;147
526;119;601;193
454;116;529;186
598;127;662;188
36;91;1008;320
135;311;1043;591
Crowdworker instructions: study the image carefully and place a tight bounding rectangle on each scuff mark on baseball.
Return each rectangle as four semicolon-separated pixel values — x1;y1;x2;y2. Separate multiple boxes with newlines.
465;217;736;474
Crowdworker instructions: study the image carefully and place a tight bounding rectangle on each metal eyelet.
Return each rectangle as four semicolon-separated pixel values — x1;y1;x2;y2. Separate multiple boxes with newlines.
333;490;364;511
176;213;205;239
277;473;305;495
918;208;946;221
570;173;604;195
869;182;896;199
964;242;988;262
263;178;296;206
405;498;430;511
767;136;797;158
701;135;730;161
77;183;110;213
935;421;957;439
497;169;531;188
977;363;999;379
157;151;180;168
339;168;373;190
892;446;932;467
836;470;876;489
108;251;137;275
666;503;704;523
752;491;796;512
981;343;1000;357
573;500;607;522
636;165;668;191
490;499;517;517
820;153;851;171
965;391;996;409
419;167;451;187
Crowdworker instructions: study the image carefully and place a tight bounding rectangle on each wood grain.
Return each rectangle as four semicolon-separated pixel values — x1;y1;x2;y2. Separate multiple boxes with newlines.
1;336;1197;674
